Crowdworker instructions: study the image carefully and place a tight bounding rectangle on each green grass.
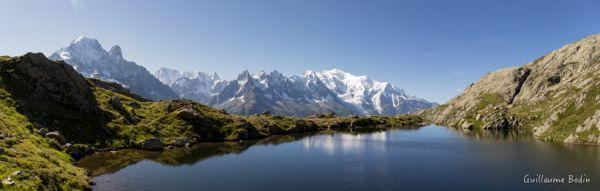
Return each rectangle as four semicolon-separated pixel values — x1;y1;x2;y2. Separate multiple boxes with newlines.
0;83;90;190
544;85;600;141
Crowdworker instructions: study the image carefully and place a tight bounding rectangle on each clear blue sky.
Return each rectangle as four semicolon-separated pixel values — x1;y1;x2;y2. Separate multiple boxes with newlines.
1;0;599;103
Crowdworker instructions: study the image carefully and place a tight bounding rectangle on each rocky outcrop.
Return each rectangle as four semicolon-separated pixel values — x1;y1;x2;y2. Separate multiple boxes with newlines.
0;53;99;113
423;34;600;145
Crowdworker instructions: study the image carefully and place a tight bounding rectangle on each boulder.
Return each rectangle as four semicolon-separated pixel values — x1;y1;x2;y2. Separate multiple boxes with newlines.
109;96;123;109
45;131;67;145
265;123;285;135
66;144;95;160
176;108;200;120
171;137;189;147
138;138;164;151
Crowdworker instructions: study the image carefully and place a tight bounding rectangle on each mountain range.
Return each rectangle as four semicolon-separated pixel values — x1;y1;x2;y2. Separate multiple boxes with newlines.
155;68;436;116
49;36;435;116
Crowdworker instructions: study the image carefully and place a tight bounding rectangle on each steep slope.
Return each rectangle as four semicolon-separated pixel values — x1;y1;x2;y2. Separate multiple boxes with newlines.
423;34;600;145
0;54;90;190
49;36;178;101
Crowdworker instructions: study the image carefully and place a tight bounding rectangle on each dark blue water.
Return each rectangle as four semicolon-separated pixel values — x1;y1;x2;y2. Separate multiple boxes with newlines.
82;126;599;191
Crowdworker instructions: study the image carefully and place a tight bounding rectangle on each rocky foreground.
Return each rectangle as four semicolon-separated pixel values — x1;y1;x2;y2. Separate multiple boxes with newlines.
0;53;424;190
423;34;600;145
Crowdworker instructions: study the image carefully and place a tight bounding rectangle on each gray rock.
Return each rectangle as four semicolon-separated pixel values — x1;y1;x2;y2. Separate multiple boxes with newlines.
3;53;100;113
171;137;189;147
11;170;22;176
109;96;123;109
45;131;67;145
138;138;164;150
2;177;14;186
36;128;48;136
176;108;200;120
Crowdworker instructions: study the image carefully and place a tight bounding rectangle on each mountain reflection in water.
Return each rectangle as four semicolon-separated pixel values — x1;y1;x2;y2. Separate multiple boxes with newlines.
81;126;599;191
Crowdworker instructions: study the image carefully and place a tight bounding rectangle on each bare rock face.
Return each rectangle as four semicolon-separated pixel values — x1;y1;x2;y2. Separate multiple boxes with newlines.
425;66;530;126
423;34;600;145
0;53;99;113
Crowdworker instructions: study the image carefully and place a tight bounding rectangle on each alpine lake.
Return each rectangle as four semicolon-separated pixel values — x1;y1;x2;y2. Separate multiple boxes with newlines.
79;125;599;191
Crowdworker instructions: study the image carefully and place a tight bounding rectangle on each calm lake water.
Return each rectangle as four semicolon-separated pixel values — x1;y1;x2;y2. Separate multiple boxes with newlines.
80;125;600;191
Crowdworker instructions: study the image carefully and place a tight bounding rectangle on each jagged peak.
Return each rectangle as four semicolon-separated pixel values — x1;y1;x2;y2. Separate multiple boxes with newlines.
270;70;282;76
209;71;221;81
108;45;123;59
238;70;252;79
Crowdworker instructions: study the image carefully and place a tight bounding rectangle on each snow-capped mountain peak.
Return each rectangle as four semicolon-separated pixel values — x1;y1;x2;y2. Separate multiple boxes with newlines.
154;67;228;103
311;68;427;115
50;36;178;100
58;36;107;64
155;67;184;86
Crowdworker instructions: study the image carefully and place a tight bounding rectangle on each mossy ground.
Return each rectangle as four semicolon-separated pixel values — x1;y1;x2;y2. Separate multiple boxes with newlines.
0;80;90;190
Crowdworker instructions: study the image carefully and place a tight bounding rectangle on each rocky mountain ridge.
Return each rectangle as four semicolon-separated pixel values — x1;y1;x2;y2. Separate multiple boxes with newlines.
423;34;600;145
155;68;436;116
49;36;178;101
